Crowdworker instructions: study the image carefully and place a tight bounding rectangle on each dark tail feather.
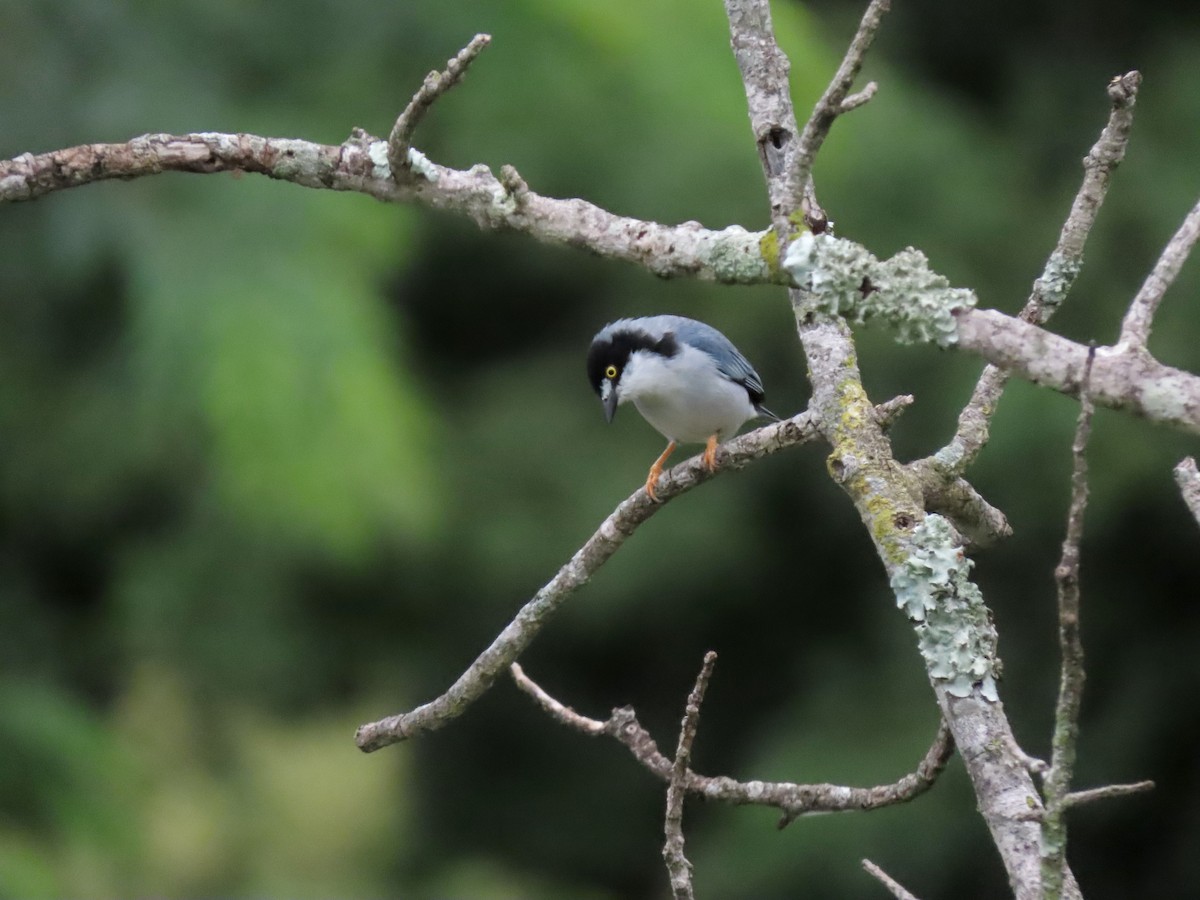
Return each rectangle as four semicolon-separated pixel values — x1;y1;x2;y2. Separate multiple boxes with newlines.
755;404;781;422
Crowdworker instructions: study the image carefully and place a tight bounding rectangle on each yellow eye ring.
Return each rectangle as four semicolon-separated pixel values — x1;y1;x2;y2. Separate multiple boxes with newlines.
605;365;618;379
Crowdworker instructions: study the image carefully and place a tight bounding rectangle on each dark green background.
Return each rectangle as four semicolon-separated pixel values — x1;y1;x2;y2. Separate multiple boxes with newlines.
2;1;1198;897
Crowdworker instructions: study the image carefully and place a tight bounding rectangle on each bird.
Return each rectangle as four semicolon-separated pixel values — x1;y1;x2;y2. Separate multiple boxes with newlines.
586;315;779;501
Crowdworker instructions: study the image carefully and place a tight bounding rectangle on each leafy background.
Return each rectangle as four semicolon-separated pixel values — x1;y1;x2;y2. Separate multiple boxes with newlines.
2;0;1199;897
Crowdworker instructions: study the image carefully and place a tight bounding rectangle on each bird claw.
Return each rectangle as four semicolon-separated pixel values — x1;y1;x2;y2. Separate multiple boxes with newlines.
644;440;677;503
645;472;664;503
703;435;719;472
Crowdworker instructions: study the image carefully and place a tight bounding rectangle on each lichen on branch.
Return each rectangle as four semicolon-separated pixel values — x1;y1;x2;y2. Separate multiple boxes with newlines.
784;232;977;347
890;515;1000;701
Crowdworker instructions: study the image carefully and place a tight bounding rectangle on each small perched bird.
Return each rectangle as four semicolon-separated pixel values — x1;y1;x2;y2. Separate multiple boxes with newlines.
586;315;779;501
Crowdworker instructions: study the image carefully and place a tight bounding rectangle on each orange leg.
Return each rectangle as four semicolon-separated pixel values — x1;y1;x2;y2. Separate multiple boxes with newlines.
703;434;719;472
645;440;677;502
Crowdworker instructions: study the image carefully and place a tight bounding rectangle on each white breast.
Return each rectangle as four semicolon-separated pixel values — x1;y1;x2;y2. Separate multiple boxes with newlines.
619;345;758;444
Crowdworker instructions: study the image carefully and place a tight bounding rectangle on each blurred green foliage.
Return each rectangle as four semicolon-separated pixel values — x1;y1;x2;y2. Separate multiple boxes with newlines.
2;0;1199;897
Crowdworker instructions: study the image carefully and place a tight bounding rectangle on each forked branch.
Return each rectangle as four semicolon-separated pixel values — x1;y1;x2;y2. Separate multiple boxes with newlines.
509;662;955;824
387;33;492;179
788;0;891;219
662;652;717;900
934;71;1141;474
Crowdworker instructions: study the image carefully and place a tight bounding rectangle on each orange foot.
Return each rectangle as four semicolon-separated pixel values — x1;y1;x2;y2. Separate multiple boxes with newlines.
703;434;719;472
645;440;677;502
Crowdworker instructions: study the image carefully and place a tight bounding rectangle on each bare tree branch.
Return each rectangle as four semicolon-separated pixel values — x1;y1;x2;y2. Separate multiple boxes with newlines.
1118;195;1200;349
355;411;822;751
1040;347;1097;898
934;71;1141;474
662;652;717;900
723;0;802;233
862;859;923;900
508;662;607;736
953;307;1200;435
387;34;491;180
1174;457;1200;527
1063;780;1155;808
0;131;783;285
509;663;955;823
1030;71;1142;322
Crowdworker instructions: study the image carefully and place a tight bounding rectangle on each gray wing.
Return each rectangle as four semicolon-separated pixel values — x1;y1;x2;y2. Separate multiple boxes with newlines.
660;315;767;401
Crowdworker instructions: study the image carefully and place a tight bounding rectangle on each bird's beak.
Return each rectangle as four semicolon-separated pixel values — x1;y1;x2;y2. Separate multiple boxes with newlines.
601;382;619;423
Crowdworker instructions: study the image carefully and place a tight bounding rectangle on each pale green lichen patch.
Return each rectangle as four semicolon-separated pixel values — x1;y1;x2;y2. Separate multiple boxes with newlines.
1032;251;1082;313
932;442;966;473
783;234;977;347
405;147;439;182
367;141;392;179
709;228;773;283
890;515;1000;700
365;142;440;183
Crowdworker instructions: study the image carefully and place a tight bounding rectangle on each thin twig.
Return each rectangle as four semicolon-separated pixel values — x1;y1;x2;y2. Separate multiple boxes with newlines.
1063;780;1155;808
1118;195;1200;349
509;663;955;822
1029;72;1142;322
662;652;717;900
355;410;823;751
935;71;1141;475
1003;731;1049;777
787;0;891;218
509;662;606;736
1174;457;1200;527
874;393;915;430
862;859;923;900
387;34;491;180
1041;346;1097;898
839;82;879;114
